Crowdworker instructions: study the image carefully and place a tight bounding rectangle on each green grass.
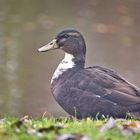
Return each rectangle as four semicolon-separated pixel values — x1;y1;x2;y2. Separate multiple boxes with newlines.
0;116;140;140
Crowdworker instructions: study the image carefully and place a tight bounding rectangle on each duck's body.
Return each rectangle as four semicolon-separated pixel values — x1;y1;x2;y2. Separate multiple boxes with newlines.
38;29;140;119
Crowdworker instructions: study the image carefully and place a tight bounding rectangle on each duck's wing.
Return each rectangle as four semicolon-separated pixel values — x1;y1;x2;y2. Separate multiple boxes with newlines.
90;66;140;95
72;66;140;107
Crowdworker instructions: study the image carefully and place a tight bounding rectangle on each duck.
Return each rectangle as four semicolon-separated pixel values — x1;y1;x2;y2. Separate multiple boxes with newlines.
38;29;140;119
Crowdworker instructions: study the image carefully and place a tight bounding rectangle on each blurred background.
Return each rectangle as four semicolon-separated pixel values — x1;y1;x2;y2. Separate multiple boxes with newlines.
0;0;140;117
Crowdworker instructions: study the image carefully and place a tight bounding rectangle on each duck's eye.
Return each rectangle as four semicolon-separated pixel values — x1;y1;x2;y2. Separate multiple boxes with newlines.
63;34;69;38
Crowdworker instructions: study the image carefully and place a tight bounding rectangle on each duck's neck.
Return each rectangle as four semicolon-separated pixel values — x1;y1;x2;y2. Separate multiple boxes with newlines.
51;53;85;83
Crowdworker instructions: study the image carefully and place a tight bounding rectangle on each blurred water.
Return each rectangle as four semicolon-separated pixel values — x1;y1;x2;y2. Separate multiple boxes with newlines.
0;0;140;117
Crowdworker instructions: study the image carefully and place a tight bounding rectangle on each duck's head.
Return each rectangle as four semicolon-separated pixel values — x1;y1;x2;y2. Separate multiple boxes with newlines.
38;29;86;58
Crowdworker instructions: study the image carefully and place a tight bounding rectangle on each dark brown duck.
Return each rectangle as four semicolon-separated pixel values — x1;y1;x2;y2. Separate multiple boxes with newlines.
38;29;140;119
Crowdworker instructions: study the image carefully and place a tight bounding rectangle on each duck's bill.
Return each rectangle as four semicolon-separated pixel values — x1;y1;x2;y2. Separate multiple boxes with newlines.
38;39;58;52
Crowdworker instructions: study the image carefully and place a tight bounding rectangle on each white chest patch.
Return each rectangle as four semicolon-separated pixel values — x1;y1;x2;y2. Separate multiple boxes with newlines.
51;53;75;83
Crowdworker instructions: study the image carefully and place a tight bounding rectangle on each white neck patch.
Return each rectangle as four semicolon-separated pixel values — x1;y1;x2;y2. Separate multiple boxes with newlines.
51;53;75;83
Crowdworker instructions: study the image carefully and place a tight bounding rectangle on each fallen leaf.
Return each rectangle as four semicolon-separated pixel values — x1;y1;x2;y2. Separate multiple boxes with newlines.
100;117;116;132
0;118;5;124
12;115;32;128
27;127;37;135
12;120;23;128
38;125;64;133
56;133;91;140
122;121;140;129
121;121;140;136
100;118;140;136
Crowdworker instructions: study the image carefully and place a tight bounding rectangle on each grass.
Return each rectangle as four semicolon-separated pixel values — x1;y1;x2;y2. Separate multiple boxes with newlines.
0;116;140;140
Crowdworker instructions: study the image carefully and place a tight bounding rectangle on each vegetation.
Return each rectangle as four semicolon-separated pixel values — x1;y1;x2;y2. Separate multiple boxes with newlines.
0;116;140;140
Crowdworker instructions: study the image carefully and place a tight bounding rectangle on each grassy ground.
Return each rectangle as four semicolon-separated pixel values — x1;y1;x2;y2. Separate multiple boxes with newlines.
0;116;140;140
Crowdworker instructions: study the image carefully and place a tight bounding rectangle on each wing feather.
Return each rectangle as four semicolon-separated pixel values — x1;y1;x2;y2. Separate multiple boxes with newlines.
70;66;140;107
